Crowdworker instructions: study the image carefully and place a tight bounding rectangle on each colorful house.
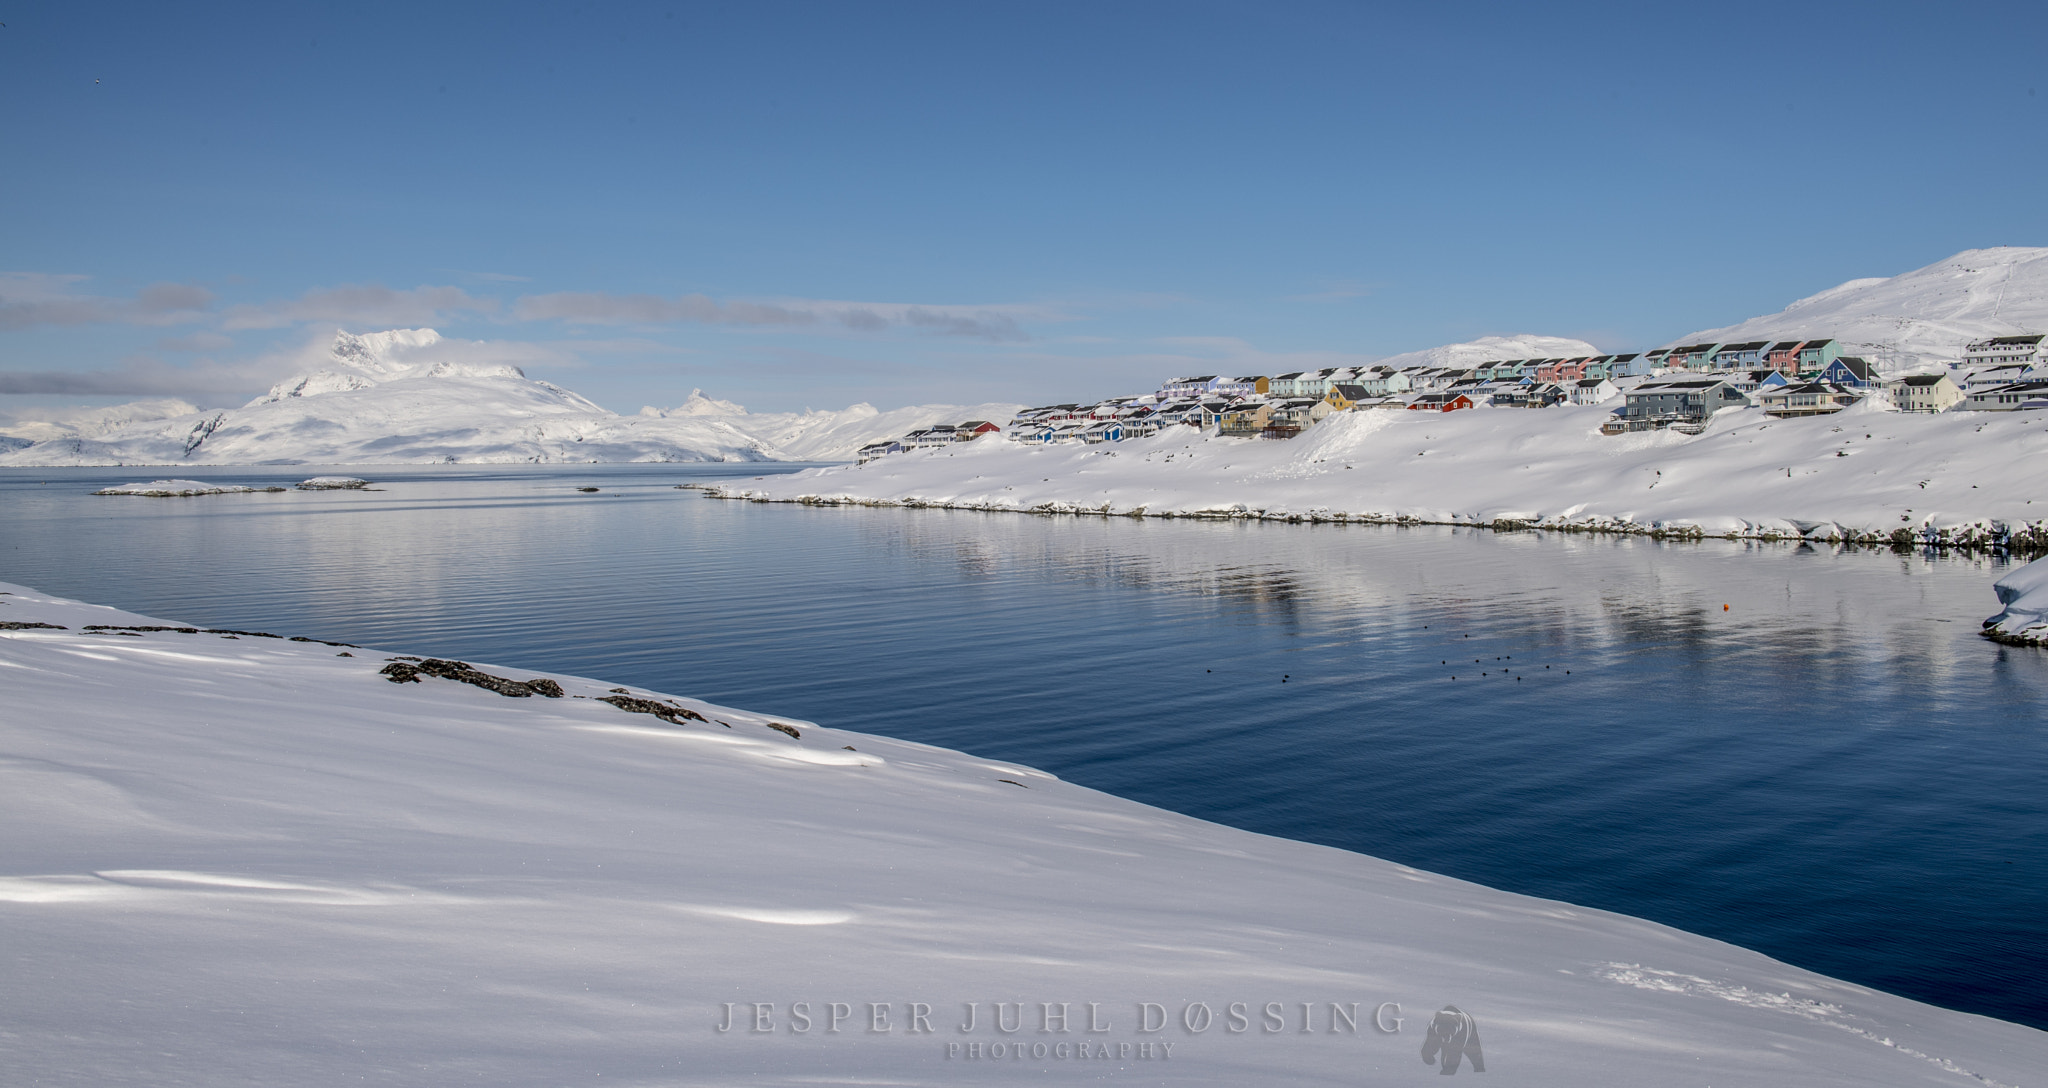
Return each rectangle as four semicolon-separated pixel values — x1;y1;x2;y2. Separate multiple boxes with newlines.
1663;343;1720;369
1763;341;1806;372
1218;402;1276;437
1622;378;1749;422
1795;339;1842;373
1269;372;1310;398
1710;341;1770;369
1324;383;1370;413
1818;356;1879;389
1353;368;1411;396
1408;392;1476;413
1490;383;1565;408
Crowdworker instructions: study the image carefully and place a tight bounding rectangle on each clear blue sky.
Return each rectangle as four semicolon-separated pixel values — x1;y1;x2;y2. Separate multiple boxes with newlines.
3;0;2044;414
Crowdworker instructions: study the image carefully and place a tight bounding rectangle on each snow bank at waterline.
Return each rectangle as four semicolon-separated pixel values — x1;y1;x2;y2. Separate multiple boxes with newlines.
1984;556;2048;644
2;581;2044;1085
711;402;2048;548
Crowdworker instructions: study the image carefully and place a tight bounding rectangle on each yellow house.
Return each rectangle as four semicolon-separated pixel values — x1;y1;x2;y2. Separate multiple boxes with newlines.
1322;382;1371;413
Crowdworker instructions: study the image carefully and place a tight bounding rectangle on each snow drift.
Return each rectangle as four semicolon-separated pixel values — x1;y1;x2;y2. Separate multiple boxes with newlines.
1983;555;2048;644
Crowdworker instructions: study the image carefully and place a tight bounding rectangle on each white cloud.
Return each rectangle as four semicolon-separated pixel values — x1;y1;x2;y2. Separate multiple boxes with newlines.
0;273;216;329
511;291;1051;340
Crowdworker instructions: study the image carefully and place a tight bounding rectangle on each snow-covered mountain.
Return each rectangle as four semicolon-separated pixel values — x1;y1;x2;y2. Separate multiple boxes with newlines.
1372;333;1600;371
1671;246;2048;371
0;398;204;444
0;330;1021;466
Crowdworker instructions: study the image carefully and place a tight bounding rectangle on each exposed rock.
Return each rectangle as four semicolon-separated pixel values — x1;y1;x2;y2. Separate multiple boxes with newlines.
597;695;708;726
378;658;563;698
0;621;68;630
765;722;801;740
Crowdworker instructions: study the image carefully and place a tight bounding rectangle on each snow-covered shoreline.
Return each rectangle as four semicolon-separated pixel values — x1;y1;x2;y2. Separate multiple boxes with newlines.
3;579;2045;1085
706;401;2048;551
1983;556;2048;645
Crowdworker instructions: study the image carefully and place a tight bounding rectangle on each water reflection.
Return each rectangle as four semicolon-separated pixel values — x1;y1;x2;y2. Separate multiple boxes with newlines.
2;465;2043;1029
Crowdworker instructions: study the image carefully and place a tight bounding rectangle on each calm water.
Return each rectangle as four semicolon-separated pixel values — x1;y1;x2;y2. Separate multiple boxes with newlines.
4;464;2046;1030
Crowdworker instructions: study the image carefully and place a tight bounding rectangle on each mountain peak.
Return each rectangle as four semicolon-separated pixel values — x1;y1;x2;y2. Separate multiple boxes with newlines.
252;328;530;406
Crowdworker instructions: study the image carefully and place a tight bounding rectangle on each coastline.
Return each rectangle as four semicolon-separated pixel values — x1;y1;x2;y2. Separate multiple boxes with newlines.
700;403;2048;554
5;579;2046;1084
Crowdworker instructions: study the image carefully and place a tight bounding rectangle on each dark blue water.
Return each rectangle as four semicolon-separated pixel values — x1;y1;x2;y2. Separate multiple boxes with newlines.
5;463;2045;1030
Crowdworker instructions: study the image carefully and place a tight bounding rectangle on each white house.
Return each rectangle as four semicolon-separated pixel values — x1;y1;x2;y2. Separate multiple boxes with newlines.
1570;377;1619;405
1961;334;2046;369
1961;380;2048;411
1758;382;1862;418
1886;373;1962;413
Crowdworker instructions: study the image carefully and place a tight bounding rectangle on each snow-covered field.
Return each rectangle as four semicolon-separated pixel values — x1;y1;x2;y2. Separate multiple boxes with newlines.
2;581;2043;1085
710;398;2048;547
0;331;1020;467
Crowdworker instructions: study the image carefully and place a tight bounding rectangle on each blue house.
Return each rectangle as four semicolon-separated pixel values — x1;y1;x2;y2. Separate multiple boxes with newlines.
1818;356;1879;389
1607;353;1652;377
1710;341;1770;369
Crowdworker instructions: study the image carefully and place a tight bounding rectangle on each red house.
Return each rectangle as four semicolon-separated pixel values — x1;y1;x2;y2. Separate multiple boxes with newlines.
1408;392;1475;412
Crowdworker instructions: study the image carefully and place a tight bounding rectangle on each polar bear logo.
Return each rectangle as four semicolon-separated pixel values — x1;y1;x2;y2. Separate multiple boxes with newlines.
1420;1005;1484;1074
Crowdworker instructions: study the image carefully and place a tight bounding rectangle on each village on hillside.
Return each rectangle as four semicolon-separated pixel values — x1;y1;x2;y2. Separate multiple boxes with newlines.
856;333;2048;461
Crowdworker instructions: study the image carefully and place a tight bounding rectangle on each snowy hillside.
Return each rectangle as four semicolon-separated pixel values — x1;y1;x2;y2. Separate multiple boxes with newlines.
0;398;204;443
1672;246;2048;371
715;401;2048;548
3;581;2042;1086
633;389;1025;463
0;330;1021;466
1371;333;1600;371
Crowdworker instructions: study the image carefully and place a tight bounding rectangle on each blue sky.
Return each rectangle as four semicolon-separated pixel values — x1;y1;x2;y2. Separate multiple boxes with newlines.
3;0;2044;415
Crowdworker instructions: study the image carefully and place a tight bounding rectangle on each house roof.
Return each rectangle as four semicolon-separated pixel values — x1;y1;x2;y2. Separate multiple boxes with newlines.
1980;334;2046;347
1767;341;1804;352
1767;381;1859;395
1330;383;1372;398
1575;378;1610;387
1828;357;1877;379
1896;374;1953;387
1799;339;1837;350
1610;353;1640;362
1717;341;1770;352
